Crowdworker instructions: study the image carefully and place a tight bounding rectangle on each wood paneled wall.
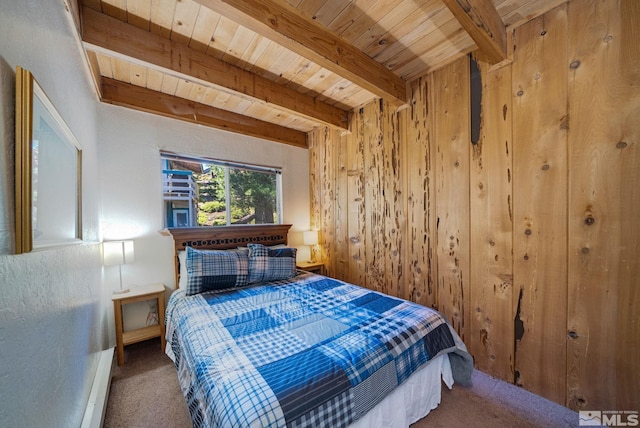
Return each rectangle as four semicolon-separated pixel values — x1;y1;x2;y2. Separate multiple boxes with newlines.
511;5;569;403
309;0;639;411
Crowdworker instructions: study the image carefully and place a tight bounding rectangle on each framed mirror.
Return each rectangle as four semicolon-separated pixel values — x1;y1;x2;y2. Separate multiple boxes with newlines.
15;66;82;254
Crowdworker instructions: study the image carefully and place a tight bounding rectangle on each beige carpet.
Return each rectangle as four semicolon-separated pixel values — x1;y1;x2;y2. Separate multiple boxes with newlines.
104;338;578;427
104;339;192;428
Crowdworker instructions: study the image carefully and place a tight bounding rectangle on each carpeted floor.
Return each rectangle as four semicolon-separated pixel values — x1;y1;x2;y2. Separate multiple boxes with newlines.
104;338;579;427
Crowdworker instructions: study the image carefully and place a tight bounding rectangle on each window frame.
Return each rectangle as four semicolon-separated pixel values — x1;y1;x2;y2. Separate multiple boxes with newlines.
161;151;283;228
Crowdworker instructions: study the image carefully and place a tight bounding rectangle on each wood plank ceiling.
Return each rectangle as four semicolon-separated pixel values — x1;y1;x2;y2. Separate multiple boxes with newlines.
75;0;563;148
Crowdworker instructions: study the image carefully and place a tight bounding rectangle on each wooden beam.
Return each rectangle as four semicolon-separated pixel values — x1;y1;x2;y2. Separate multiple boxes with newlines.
193;0;408;105
80;6;348;130
441;0;507;64
84;50;103;98
100;78;307;148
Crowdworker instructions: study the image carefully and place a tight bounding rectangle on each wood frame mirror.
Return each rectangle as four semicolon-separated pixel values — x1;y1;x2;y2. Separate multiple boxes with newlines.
15;66;82;254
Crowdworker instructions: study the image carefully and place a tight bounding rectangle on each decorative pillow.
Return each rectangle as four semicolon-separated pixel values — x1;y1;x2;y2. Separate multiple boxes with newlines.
248;243;297;284
185;246;249;295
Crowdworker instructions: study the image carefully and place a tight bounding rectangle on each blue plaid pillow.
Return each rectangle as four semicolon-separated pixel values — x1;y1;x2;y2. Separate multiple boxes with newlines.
185;246;249;295
247;243;297;284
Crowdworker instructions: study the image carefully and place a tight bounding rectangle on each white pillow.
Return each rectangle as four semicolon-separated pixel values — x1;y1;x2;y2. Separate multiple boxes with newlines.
178;250;187;289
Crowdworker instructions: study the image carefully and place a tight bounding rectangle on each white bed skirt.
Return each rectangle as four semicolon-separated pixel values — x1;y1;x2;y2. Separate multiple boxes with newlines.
349;354;454;428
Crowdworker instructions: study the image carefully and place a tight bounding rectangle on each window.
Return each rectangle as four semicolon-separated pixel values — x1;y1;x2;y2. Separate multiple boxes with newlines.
161;152;282;227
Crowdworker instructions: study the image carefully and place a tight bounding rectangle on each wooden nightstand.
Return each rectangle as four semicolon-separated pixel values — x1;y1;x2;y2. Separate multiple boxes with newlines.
296;261;325;275
112;283;166;366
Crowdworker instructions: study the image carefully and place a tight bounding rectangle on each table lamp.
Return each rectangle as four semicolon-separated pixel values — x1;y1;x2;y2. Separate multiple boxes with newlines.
303;230;319;263
103;240;135;294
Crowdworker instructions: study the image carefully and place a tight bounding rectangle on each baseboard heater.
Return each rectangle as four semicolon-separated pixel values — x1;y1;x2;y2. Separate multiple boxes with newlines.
81;347;115;428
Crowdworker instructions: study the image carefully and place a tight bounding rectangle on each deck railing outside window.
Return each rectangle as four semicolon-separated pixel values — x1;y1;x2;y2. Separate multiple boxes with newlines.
162;170;197;202
163;170;198;227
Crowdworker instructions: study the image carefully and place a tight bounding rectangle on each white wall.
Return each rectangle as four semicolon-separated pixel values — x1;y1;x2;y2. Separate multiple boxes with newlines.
0;1;311;423
0;1;105;427
98;104;311;333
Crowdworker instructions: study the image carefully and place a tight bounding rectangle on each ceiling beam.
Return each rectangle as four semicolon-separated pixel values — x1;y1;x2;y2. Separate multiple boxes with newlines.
441;0;507;64
101;78;307;148
194;0;407;105
80;6;349;130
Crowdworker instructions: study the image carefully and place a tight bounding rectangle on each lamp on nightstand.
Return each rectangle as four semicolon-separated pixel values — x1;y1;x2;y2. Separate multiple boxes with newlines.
303;230;319;263
103;240;135;294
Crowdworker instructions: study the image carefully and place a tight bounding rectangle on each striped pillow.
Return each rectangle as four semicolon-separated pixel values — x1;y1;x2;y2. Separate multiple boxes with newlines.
248;243;297;284
185;246;249;295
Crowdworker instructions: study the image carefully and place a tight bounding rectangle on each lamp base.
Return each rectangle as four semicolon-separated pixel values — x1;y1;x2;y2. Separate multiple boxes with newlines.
112;288;130;295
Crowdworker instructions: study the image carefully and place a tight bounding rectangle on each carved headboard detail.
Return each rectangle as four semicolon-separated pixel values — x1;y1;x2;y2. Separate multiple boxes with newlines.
167;224;292;287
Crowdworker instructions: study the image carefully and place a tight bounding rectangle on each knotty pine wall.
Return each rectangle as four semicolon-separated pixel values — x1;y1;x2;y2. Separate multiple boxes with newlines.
309;0;639;411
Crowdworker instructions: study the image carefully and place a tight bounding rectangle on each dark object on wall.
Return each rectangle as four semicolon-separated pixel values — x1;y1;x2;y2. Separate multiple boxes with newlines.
470;55;482;145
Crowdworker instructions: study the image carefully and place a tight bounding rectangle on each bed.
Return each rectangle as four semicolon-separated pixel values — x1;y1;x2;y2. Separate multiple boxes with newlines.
165;225;473;428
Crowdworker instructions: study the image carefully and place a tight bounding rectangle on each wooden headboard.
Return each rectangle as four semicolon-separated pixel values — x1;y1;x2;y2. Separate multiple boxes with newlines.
167;224;292;287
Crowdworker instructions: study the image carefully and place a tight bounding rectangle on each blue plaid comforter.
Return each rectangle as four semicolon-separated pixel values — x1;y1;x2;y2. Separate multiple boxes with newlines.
166;272;472;428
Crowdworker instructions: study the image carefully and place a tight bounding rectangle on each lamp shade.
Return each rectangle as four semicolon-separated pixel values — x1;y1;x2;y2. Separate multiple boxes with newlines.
303;230;319;246
103;240;135;266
